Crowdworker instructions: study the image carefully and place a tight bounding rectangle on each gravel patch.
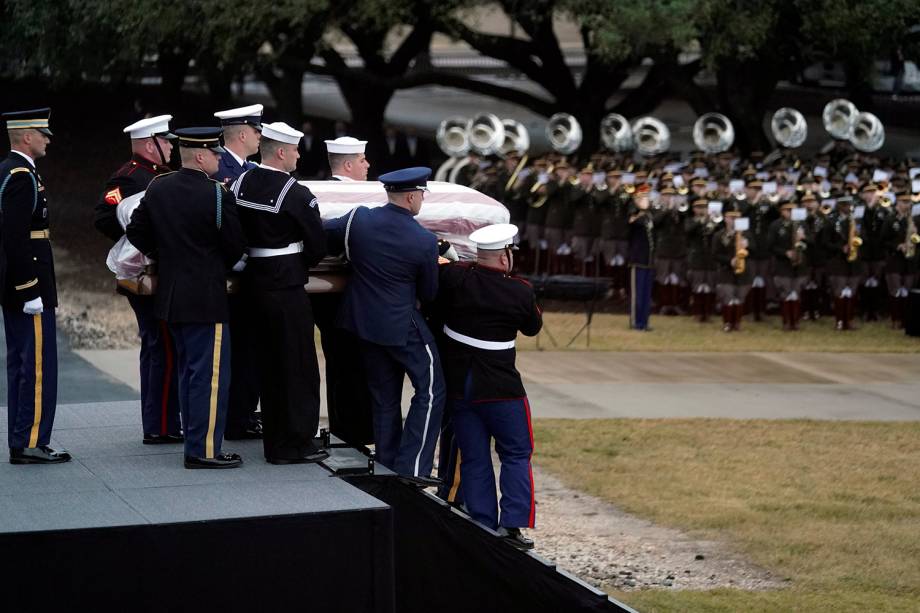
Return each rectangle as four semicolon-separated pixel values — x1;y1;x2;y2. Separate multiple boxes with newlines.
56;289;139;350
532;465;786;593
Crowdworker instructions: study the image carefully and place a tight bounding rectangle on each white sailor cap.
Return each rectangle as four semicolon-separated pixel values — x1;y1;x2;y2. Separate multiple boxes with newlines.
469;223;519;251
213;104;263;128
325;136;367;154
123;115;175;139
260;121;303;145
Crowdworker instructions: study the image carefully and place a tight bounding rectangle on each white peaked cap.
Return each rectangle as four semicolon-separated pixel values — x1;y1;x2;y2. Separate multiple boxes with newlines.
213;104;264;121
261;122;303;145
325;136;367;154
469;224;519;251
123;115;173;139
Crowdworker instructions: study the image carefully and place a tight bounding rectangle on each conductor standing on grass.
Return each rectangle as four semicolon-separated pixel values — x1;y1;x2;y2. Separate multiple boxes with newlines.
436;223;542;550
127;127;246;469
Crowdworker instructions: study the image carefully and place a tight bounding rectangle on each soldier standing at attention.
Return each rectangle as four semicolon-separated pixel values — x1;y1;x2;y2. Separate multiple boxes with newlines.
437;224;542;550
94;115;182;445
127;128;246;469
231;122;328;463
1;108;71;464
324;167;444;486
627;184;655;331
213;104;264;441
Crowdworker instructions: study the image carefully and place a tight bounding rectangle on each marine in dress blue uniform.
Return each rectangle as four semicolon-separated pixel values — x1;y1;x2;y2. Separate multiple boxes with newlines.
232;122;329;463
0;108;71;464
213;104;264;440
127;127;246;469
436;224;542;550
94;115;182;444
324;167;444;482
628;184;655;331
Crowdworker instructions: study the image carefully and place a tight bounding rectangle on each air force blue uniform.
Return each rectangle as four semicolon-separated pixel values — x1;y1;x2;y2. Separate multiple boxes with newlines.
214;151;257;184
324;168;444;477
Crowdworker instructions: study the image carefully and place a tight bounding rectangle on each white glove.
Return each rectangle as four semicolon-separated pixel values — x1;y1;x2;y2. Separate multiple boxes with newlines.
23;297;43;315
232;254;248;272
443;245;459;262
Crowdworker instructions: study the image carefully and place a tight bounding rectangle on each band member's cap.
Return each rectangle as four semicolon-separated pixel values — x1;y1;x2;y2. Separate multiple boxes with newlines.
780;201;796;210
692;198;708;208
261;121;303;145
326;136;367;154
469;223;519;250
800;191;817;202
379;166;431;192
175;127;226;153
3;107;52;136
123;115;175;140
214;104;263;129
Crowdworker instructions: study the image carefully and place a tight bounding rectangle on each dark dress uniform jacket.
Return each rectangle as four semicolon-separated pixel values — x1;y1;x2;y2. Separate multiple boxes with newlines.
126;168;245;323
213;150;256;184
232;167;326;287
627;211;654;267
325;203;439;346
768;218;806;277
94;154;170;242
437;263;542;401
881;213;920;274
0;152;56;308
712;228;752;284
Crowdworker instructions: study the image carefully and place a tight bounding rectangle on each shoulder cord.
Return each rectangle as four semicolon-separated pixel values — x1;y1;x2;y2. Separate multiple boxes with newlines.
215;182;222;230
0;172;38;215
344;206;359;262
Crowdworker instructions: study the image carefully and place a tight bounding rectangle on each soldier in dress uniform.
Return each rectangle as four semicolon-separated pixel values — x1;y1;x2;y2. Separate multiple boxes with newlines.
231;122;328;463
713;210;751;332
881;192;919;328
94;115;182;444
652;186;688;315
768;202;808;331
744;180;777;322
800;191;827;321
543;162;575;275
822;196;866;331
684;197;719;322
524;159;551;274
569;166;600;276
324;167;444;485
326;136;370;181
127;127;246;469
212;104;263;183
596;169;631;292
627;184;655;331
858;182;890;321
213;104;264;440
436;224;542;550
1;108;71;464
313;135;375;447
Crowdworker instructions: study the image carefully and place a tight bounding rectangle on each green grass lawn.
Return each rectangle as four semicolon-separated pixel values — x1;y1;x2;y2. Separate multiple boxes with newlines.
519;312;920;352
533;419;920;612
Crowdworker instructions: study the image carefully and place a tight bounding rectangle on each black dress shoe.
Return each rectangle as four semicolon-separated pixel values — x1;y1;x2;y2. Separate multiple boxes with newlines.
143;433;184;445
10;445;72;465
498;527;535;550
184;452;243;469
399;475;442;488
267;449;329;465
224;425;263;440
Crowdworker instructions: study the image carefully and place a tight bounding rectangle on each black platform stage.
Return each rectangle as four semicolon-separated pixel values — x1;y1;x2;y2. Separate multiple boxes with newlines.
0;399;634;612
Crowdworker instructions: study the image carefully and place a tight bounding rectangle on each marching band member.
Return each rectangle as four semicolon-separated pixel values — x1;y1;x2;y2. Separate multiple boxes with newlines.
436;224;542;550
768;202;808;331
684;198;718;322
1;108;71;464
881;192;919;328
653;186;688;315
822;196;865;331
713;210;751;332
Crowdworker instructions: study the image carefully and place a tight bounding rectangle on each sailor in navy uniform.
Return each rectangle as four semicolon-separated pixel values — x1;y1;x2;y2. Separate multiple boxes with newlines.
313;135;375;447
325;136;370;181
213;104;264;439
436;224;542;550
324;167;444;484
94;115;182;445
231;122;328;464
1;108;71;464
127;127;246;469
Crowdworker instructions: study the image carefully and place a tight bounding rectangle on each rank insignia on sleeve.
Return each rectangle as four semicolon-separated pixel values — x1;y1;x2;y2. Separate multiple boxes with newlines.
104;187;123;205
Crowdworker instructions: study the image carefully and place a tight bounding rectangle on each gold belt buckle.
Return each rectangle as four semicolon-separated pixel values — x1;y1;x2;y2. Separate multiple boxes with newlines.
30;230;50;240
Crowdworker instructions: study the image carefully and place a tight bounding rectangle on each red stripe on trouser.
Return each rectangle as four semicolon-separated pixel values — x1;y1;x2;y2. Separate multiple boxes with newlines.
523;397;536;529
159;321;174;435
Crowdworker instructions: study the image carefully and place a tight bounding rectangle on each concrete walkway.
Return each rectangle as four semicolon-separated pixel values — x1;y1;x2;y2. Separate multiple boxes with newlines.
71;348;920;422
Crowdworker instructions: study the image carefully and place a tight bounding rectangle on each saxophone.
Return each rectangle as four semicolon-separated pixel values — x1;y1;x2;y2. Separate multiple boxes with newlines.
905;213;920;259
790;220;806;266
734;229;748;274
847;216;862;263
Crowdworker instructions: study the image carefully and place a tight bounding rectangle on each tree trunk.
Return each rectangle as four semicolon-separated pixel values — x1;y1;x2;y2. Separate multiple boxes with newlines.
201;58;234;110
716;63;777;153
338;76;394;166
157;48;190;110
258;65;305;125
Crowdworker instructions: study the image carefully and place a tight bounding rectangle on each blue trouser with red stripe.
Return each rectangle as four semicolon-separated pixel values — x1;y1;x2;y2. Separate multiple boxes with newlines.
452;371;535;530
169;323;231;459
3;307;57;449
126;294;180;436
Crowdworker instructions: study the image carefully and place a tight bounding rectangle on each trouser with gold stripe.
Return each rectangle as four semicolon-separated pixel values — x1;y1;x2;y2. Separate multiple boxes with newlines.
3;307;57;449
169;323;231;459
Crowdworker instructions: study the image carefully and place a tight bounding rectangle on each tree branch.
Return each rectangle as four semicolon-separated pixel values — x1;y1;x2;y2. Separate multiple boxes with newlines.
394;70;557;116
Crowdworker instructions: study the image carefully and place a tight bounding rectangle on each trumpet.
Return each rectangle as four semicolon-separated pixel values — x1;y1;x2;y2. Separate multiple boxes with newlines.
847;217;862;263
734;230;748;275
791;222;807;266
